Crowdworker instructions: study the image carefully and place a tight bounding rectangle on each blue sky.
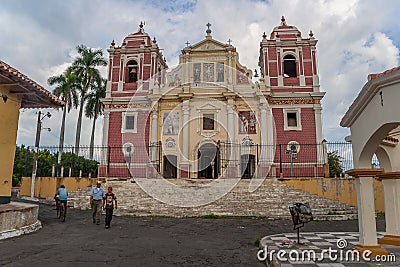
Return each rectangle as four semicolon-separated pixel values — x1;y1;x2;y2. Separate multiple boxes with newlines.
1;0;400;146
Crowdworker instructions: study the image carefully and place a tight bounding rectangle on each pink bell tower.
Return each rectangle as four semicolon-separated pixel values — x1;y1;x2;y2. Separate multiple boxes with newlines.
259;16;325;177
100;22;167;177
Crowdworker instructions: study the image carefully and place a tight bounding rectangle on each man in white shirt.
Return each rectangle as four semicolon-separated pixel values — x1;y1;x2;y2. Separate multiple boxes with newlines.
89;181;104;225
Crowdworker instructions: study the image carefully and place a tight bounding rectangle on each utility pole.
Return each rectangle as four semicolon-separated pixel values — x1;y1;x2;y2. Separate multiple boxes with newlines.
30;111;41;198
30;111;51;198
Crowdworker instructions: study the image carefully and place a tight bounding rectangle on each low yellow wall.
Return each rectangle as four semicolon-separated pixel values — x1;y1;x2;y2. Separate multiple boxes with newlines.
20;177;106;198
282;178;385;213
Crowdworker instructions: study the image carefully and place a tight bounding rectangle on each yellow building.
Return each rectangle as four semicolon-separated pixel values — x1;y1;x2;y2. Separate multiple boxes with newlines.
0;60;63;204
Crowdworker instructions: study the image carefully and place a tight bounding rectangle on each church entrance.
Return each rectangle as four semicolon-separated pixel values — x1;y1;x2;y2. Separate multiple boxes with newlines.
163;155;177;178
198;143;220;179
241;154;255;179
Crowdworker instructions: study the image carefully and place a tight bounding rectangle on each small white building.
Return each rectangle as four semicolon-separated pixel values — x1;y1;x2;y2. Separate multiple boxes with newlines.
341;67;400;256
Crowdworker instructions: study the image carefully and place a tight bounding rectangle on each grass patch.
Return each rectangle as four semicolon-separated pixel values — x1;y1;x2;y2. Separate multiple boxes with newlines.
193;214;267;220
132;214;269;220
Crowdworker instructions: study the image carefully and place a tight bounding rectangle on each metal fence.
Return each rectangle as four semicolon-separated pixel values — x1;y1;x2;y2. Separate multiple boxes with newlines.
16;142;379;179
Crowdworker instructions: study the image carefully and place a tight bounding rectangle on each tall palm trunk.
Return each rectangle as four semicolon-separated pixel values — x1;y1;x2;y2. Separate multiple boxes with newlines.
74;99;85;154
58;105;67;163
89;112;98;159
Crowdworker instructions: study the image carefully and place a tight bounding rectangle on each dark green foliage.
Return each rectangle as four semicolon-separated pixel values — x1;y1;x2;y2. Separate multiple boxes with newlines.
328;151;344;178
12;145;99;186
12;145;33;186
58;152;99;177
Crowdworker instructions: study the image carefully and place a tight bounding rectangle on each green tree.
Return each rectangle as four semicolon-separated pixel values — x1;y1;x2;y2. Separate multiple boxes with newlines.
13;145;99;182
58;152;99;177
48;66;80;162
328;151;344;178
72;45;107;154
85;78;106;159
12;145;33;186
36;149;57;177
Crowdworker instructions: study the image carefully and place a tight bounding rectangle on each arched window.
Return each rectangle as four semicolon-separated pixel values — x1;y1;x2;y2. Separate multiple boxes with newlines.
283;55;297;77
126;60;138;83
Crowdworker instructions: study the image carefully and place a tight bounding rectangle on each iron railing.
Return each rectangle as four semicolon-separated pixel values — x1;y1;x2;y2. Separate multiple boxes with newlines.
15;142;379;179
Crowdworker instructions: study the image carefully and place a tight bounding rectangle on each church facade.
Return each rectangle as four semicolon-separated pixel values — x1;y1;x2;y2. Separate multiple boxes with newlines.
100;17;325;179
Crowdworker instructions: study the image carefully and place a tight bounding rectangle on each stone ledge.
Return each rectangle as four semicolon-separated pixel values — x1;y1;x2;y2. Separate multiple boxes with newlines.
0;221;42;240
0;201;41;239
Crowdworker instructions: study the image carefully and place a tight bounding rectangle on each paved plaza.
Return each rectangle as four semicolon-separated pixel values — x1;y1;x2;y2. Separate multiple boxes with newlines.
0;201;398;266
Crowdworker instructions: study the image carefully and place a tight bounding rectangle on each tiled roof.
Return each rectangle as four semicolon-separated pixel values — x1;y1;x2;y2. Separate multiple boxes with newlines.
0;60;64;108
368;66;400;80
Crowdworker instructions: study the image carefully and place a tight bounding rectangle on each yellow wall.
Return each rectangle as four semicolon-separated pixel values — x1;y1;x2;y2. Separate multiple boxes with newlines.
20;177;105;198
283;177;385;213
0;88;20;203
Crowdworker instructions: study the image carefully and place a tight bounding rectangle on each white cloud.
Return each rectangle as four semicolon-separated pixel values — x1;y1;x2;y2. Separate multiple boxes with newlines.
2;0;400;146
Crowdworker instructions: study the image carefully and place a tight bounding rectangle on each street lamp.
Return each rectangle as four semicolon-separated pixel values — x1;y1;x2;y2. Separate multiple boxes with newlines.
30;111;51;198
123;143;134;178
286;144;298;177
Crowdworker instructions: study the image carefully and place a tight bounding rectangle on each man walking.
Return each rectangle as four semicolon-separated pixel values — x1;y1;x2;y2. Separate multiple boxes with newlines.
102;185;117;229
90;181;104;225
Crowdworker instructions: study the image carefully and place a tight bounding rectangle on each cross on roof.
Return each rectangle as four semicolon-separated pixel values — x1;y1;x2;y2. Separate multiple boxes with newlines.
185;41;190;47
227;39;232;45
206;22;212;34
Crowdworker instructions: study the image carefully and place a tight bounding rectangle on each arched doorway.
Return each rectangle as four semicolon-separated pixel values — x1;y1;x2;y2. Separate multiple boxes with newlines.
163;155;177;178
241;154;255;179
198;143;220;179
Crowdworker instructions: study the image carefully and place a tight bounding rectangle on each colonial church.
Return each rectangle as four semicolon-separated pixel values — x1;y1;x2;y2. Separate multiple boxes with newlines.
100;17;325;179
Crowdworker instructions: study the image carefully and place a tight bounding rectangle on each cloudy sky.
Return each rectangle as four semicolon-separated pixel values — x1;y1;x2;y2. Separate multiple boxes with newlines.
1;0;400;147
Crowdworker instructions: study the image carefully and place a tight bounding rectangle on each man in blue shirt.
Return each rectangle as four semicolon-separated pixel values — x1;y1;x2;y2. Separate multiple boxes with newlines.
90;181;104;225
55;185;68;215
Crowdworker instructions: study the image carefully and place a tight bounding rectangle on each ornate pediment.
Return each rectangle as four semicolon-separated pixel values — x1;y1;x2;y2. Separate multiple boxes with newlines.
197;102;220;111
189;39;229;52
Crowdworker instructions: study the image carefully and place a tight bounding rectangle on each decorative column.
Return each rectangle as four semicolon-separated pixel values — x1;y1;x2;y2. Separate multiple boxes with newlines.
346;168;388;257
180;101;190;178
377;172;400;246
148;105;158;178
226;103;236;178
185;53;190;84
258;104;270;178
228;51;233;85
314;104;323;164
100;110;110;177
150;109;158;146
117;55;124;91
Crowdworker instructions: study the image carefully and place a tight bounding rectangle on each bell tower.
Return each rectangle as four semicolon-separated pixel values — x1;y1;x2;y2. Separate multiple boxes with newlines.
100;22;167;177
258;17;325;176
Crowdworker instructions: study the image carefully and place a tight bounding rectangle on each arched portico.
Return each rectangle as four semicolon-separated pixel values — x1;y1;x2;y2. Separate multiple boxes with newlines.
341;68;400;255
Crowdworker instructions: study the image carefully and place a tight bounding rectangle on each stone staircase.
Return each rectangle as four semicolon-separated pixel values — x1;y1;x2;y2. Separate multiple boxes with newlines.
67;179;358;220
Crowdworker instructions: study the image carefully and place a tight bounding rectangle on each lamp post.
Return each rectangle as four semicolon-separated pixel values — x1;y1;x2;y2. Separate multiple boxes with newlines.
286;144;298;178
30;111;51;198
123;144;134;178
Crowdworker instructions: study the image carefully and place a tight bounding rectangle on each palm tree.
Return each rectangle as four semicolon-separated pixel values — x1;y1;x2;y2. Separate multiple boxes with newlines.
48;66;80;163
72;45;107;154
85;78;106;159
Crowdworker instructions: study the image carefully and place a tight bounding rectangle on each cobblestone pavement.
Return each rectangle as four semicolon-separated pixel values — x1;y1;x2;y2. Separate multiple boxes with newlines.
0;201;390;267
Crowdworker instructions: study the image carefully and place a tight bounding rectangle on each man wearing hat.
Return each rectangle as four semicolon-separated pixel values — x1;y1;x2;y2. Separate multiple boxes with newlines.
89;181;104;225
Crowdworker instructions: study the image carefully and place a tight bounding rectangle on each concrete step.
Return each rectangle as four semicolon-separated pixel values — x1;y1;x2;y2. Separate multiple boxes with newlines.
67;179;358;220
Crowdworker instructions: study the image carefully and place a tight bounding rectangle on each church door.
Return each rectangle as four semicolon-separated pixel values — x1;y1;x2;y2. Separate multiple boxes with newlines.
241;154;255;179
163;155;177;178
198;143;219;179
